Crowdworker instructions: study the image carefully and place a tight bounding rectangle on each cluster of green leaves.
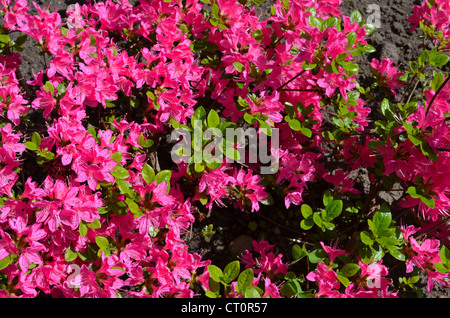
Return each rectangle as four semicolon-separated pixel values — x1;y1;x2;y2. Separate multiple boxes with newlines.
171;105;241;174
359;204;405;262
283;102;317;138
300;196;343;232
24;131;55;165
206;261;261;298
0;30;27;54
435;245;450;274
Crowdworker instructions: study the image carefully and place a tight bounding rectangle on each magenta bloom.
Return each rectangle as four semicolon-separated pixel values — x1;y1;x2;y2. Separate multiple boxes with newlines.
370;58;404;97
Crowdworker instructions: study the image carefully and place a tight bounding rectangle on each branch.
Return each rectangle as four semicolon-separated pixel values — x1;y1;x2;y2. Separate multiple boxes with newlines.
276;70;306;92
426;75;450;116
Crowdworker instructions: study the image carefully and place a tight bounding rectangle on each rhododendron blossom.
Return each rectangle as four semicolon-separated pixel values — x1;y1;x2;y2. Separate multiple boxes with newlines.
0;0;447;300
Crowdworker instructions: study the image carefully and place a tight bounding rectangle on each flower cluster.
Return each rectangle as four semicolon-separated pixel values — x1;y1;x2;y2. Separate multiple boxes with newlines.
0;0;448;298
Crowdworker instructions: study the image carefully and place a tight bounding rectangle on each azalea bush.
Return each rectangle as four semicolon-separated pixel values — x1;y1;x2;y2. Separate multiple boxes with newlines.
0;0;448;298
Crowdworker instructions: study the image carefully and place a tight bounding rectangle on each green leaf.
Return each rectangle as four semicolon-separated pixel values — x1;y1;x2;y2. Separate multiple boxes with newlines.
155;170;172;189
340;61;359;76
323;221;335;230
308;249;327;263
360;231;374;246
418;50;429;66
340;263;360;277
292;244;307;262
350;10;362;24
211;3;220;18
194;162;205;173
322;190;333;207
0;34;10;43
420;140;438;163
408;134;422;146
25;141;38;151
205;289;218;298
127;199;140;214
0;254;14;271
431;72;444;92
244;113;256;124
207;265;223;283
325;200;343;220
111;151;122;164
408;186;436;208
87;218;101;229
372;209;392;236
308;15;322;30
381;98;394;120
302;61;317;71
87;125;97;139
300;218;314;230
361;44;376;53
79;222;88;237
301;204;313;218
116;180;132;195
377;236;400;247
95;236;109;250
434;263;449;274
56;83;66;95
207;109;220;128
440;245;450;265
337;273;350;287
281;279;303;297
142;163;155;184
347;32;357;46
111;165;130;180
31;132;41;147
64;247;78;262
192;106;206;124
430;52;449;67
44;81;55;95
233;61;245;72
237;268;254;290
300;127;312;138
387;245;405;261
244;286;261;298
224;147;240;161
146;91;156;101
313;212;323;228
223;260;240;284
419;195;435;208
139;137;154;148
288;119;302;131
407;186;420;199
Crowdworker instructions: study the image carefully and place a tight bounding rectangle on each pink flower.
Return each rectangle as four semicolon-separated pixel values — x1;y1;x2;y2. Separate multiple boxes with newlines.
18;245;45;272
425;269;450;294
31;88;55;120
242;240;287;277
370;58;404;97
306;262;340;297
0;228;19;261
320;241;349;264
228;169;268;212
317;70;357;101
323;169;360;195
358;259;391;291
197;168;230;210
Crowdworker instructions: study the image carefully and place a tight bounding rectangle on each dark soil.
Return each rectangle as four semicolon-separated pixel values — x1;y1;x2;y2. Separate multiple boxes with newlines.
15;0;450;298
